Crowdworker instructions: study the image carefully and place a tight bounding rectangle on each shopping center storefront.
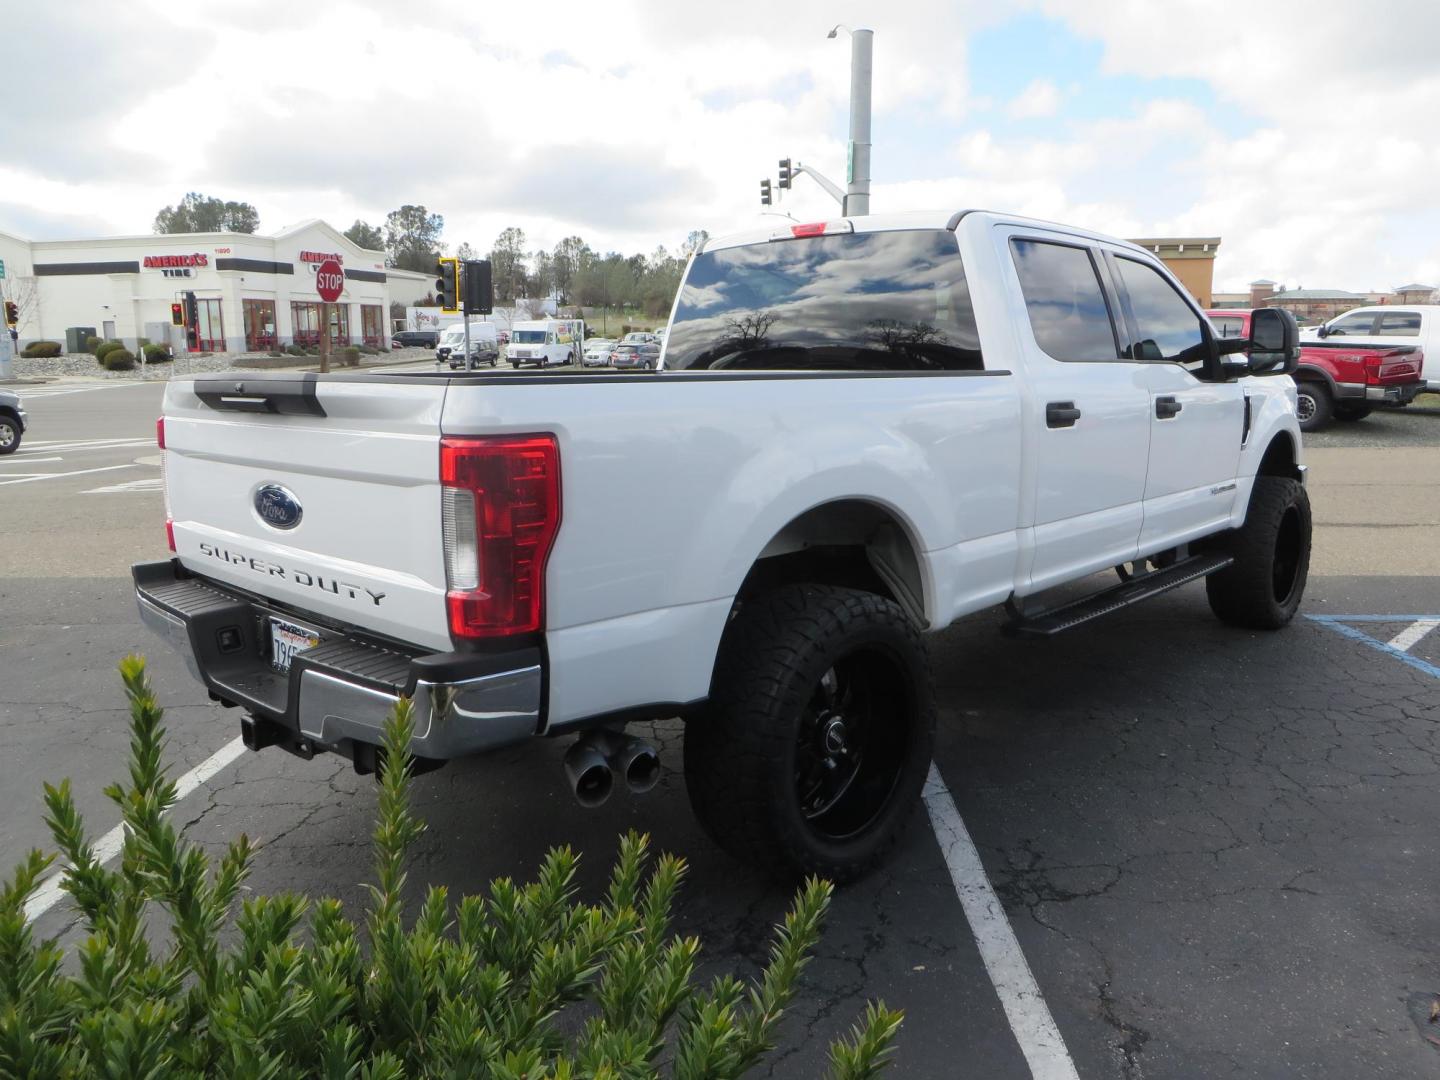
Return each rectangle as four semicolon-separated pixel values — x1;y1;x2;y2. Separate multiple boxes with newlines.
0;219;398;353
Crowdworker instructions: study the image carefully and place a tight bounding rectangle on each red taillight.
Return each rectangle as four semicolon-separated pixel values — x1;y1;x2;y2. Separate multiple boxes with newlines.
791;222;827;237
440;434;561;640
158;416;174;550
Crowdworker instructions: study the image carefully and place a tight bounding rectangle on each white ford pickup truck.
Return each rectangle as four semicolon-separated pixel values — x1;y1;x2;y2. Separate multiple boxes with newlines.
134;209;1309;881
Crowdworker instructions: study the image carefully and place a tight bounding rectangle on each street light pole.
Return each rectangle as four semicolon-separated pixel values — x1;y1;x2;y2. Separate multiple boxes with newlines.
828;25;873;216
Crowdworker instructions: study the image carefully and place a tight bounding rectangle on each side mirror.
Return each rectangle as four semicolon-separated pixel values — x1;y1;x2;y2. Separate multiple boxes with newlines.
1248;308;1300;375
1316;322;1331;338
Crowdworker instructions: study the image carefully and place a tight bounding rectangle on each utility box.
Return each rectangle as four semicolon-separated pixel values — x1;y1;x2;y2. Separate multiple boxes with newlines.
65;326;98;353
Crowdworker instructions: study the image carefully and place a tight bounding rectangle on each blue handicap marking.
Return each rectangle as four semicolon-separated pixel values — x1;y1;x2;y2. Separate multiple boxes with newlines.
1306;615;1440;680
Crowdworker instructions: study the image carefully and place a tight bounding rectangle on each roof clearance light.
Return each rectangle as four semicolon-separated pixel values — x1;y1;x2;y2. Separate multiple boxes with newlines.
791;222;828;237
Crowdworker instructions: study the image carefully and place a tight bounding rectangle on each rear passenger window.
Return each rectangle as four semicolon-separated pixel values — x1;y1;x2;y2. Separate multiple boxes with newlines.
1379;312;1421;336
1115;257;1209;370
1010;239;1119;362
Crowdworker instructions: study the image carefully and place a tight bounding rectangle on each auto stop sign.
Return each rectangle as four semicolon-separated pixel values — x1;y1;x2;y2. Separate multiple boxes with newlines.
315;258;344;302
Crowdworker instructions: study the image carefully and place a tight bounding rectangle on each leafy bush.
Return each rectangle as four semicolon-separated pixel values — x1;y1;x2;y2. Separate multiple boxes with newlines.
0;659;903;1078
341;346;361;365
94;340;125;362
141;343;172;363
268;349;286;357
101;348;136;370
84;335;101;353
285;344;306;356
20;340;62;359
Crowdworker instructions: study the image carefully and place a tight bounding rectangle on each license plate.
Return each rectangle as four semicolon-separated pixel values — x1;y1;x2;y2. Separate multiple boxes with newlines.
269;617;320;674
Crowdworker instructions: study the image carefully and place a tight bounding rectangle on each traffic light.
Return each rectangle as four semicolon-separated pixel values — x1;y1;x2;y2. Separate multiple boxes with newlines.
3;301;16;326
777;158;792;189
760;179;772;206
170;302;185;327
463;259;493;315
435;257;460;313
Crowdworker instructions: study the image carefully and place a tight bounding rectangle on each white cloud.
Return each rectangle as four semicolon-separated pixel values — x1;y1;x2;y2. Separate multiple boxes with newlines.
1007;79;1061;119
1;0;1436;290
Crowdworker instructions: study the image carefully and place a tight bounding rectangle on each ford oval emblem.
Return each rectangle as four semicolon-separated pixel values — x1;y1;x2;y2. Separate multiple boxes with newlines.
254;484;303;530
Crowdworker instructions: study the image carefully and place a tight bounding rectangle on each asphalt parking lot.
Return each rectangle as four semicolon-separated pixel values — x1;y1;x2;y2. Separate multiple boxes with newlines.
2;378;1438;1078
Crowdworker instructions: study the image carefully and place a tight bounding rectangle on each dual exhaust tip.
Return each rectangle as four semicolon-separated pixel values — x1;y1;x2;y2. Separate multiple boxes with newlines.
563;730;660;808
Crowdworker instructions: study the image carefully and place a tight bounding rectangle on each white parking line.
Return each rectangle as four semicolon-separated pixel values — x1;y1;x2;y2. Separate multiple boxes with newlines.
0;463;136;486
83;477;163;494
1387;619;1439;653
0;457;63;466
924;764;1080;1080
17;438;151;454
24;738;249;925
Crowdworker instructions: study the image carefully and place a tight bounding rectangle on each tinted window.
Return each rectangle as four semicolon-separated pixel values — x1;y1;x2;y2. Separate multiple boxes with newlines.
1378;311;1421;336
1209;315;1246;339
1116;257;1208;369
1327;312;1377;336
665;230;983;372
1010;239;1118;362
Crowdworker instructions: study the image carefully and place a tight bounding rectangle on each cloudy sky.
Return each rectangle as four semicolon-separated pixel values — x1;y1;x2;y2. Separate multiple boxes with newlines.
4;0;1437;292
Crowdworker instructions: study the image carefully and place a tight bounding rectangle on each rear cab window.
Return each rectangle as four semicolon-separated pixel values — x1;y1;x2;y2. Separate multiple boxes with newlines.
665;229;984;372
1209;315;1247;340
1378;312;1421;336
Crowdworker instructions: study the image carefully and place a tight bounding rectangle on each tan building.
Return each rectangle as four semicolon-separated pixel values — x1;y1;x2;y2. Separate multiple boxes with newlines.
1393;282;1437;303
1128;237;1220;307
1260;288;1368;324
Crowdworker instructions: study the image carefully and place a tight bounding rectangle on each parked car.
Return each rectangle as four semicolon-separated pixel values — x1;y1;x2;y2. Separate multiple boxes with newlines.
1304;304;1440;395
582;338;616;366
435;322;500;369
620;331;659;346
391;329;440;349
610;343;659;370
0;388;26;455
138;210;1306;881
1209;308;1426;431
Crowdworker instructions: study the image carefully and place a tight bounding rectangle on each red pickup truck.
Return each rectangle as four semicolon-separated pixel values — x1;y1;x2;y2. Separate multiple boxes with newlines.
1207;309;1426;432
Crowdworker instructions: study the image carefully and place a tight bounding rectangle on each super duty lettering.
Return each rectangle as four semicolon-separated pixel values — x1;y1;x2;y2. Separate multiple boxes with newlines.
196;542;385;605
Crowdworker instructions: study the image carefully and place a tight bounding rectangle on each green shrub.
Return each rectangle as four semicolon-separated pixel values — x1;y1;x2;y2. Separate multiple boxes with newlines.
20;340;62;359
285;344;306;356
341;345;361;365
101;349;136;370
141;343;171;363
84;335;101;353
94;339;124;362
0;659;903;1078
268;349;286;357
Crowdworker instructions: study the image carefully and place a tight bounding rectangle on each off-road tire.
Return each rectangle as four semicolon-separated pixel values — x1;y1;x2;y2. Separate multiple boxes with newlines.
1205;475;1311;629
1295;381;1332;432
683;584;936;882
0;414;20;455
1333;404;1371;422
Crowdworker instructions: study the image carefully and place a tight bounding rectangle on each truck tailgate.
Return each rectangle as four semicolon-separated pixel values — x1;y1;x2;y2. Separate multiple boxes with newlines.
162;375;452;651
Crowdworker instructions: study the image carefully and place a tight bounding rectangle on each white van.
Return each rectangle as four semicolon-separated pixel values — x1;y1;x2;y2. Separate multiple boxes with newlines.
507;319;585;368
436;322;500;368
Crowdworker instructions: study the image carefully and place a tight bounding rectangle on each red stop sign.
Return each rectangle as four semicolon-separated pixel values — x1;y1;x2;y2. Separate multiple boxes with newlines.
315;258;344;302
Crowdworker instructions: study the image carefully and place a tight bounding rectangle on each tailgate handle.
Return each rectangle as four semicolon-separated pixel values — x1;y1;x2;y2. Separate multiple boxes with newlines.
193;374;327;417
